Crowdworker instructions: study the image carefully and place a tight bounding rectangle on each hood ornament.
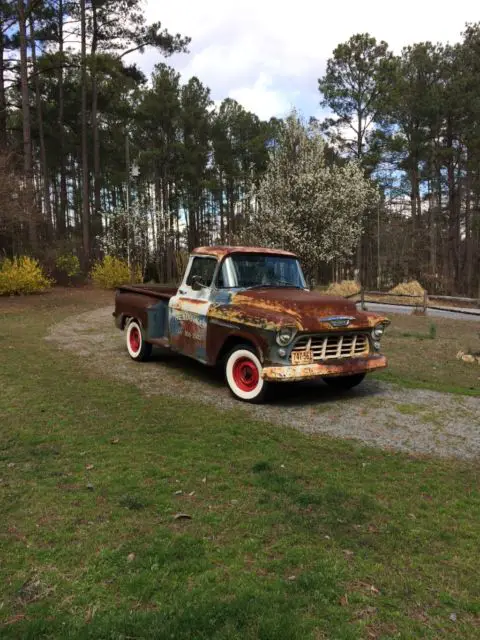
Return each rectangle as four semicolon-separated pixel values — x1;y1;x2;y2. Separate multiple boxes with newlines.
319;316;355;328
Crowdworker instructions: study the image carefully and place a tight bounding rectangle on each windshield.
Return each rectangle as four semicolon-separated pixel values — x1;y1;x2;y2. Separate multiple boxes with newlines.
218;254;307;289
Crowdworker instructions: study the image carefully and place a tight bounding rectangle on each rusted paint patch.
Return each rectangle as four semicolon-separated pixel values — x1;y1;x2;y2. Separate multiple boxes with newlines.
231;288;389;333
262;355;387;381
179;297;207;306
192;245;296;259
208;303;293;333
208;290;389;336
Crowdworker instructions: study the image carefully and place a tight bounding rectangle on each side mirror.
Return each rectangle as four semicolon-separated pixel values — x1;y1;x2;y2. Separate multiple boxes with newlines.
191;275;204;291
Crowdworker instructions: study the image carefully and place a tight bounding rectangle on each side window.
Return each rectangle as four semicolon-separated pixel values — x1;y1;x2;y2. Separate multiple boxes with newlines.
186;257;217;287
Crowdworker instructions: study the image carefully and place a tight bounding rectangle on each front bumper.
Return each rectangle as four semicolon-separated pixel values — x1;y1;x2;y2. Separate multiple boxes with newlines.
262;355;387;382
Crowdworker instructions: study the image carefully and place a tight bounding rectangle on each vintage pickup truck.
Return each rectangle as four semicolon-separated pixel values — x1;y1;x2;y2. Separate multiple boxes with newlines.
113;246;390;402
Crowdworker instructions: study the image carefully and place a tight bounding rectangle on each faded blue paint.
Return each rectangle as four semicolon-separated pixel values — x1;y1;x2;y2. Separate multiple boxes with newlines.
195;345;208;362
212;289;233;305
147;300;169;339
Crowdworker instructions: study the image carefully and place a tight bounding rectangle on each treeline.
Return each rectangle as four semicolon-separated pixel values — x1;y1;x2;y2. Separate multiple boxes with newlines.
1;2;480;295
320;29;480;296
0;0;273;282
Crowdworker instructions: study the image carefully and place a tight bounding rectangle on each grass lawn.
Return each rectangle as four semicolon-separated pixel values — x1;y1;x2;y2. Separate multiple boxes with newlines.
1;289;479;639
373;311;480;396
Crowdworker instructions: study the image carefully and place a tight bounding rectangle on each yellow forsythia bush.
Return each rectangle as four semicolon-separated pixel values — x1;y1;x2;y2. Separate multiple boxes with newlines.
90;256;142;289
0;256;54;295
55;254;81;278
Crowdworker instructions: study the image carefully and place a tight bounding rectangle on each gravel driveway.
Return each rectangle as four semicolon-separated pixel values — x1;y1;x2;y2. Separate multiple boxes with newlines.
46;307;480;461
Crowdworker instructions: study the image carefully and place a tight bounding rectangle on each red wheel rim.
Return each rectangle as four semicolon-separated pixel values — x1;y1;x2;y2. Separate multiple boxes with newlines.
232;357;259;392
129;326;141;353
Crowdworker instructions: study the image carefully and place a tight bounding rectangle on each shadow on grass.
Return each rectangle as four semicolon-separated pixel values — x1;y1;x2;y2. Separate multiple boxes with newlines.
140;346;385;410
251;460;378;529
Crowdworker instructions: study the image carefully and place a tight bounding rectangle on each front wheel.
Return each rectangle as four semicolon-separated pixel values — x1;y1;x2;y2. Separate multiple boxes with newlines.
126;319;152;362
225;345;268;403
323;372;366;391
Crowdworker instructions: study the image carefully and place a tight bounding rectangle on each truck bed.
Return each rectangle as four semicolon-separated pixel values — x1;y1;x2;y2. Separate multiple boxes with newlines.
117;283;177;301
114;284;178;342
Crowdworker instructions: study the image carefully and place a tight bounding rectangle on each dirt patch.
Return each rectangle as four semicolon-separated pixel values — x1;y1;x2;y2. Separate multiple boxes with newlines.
46;307;480;461
0;286;112;314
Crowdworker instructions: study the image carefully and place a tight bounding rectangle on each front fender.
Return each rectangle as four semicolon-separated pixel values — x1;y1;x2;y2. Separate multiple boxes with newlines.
206;319;270;365
208;302;299;333
205;301;301;366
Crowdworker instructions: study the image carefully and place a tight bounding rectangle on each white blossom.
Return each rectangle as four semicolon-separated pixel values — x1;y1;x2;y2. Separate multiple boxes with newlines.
99;204;149;273
244;111;379;277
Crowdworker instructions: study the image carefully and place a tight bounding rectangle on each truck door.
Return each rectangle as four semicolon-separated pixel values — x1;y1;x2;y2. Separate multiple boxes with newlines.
168;255;217;363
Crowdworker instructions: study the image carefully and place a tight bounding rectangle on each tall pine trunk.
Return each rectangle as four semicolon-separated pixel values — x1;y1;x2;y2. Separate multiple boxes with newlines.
0;25;6;148
80;0;90;262
91;0;102;245
29;13;52;238
446;134;457;286
465;169;473;295
18;0;37;252
57;0;67;237
219;172;224;242
355;109;363;280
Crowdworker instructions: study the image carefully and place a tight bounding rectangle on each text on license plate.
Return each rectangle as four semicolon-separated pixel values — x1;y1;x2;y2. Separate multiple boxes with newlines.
291;351;314;365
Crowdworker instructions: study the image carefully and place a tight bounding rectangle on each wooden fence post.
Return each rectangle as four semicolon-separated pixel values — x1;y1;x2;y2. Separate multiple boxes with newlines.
423;290;428;314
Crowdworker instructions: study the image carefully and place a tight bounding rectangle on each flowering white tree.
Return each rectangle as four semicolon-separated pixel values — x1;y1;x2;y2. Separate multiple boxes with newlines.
244;111;379;278
99;204;150;275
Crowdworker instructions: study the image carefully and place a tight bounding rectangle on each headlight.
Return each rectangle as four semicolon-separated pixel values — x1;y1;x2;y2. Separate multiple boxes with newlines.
372;323;386;340
276;327;296;346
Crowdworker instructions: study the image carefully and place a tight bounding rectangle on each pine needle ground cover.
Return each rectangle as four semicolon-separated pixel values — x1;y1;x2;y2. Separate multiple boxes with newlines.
1;290;479;639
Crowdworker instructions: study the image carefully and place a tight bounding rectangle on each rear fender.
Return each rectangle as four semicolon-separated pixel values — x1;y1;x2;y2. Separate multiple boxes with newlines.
114;291;159;335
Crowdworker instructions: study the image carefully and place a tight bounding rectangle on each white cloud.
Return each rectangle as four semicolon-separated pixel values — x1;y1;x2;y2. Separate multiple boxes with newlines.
134;0;479;120
229;73;293;120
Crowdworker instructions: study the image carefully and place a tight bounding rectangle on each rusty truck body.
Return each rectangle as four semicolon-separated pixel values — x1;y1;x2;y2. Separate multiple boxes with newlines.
113;246;390;402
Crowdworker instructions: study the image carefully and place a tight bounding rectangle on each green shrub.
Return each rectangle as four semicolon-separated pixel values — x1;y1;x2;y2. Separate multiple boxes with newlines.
55;254;81;279
90;256;142;289
0;256;54;295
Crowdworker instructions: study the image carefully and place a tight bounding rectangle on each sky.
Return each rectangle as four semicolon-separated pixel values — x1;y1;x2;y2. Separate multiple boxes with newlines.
131;0;480;121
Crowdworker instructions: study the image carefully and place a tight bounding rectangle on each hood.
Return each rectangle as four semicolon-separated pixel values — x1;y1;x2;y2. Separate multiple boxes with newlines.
223;287;386;332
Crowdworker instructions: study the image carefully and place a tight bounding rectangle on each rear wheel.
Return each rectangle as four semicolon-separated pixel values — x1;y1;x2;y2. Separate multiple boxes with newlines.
225;345;268;403
323;372;366;391
126;319;152;362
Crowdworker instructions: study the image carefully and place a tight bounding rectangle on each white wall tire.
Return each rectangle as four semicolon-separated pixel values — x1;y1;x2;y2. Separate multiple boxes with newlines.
126;319;152;362
225;346;267;403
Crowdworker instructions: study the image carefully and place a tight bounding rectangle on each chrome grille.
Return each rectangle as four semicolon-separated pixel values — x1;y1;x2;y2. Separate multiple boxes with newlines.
291;334;369;362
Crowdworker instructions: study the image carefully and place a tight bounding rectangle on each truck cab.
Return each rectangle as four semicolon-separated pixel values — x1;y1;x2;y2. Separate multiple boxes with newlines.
114;246;390;402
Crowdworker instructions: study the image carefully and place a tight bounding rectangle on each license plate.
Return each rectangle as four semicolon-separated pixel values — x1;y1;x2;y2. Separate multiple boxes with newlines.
291;350;314;365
